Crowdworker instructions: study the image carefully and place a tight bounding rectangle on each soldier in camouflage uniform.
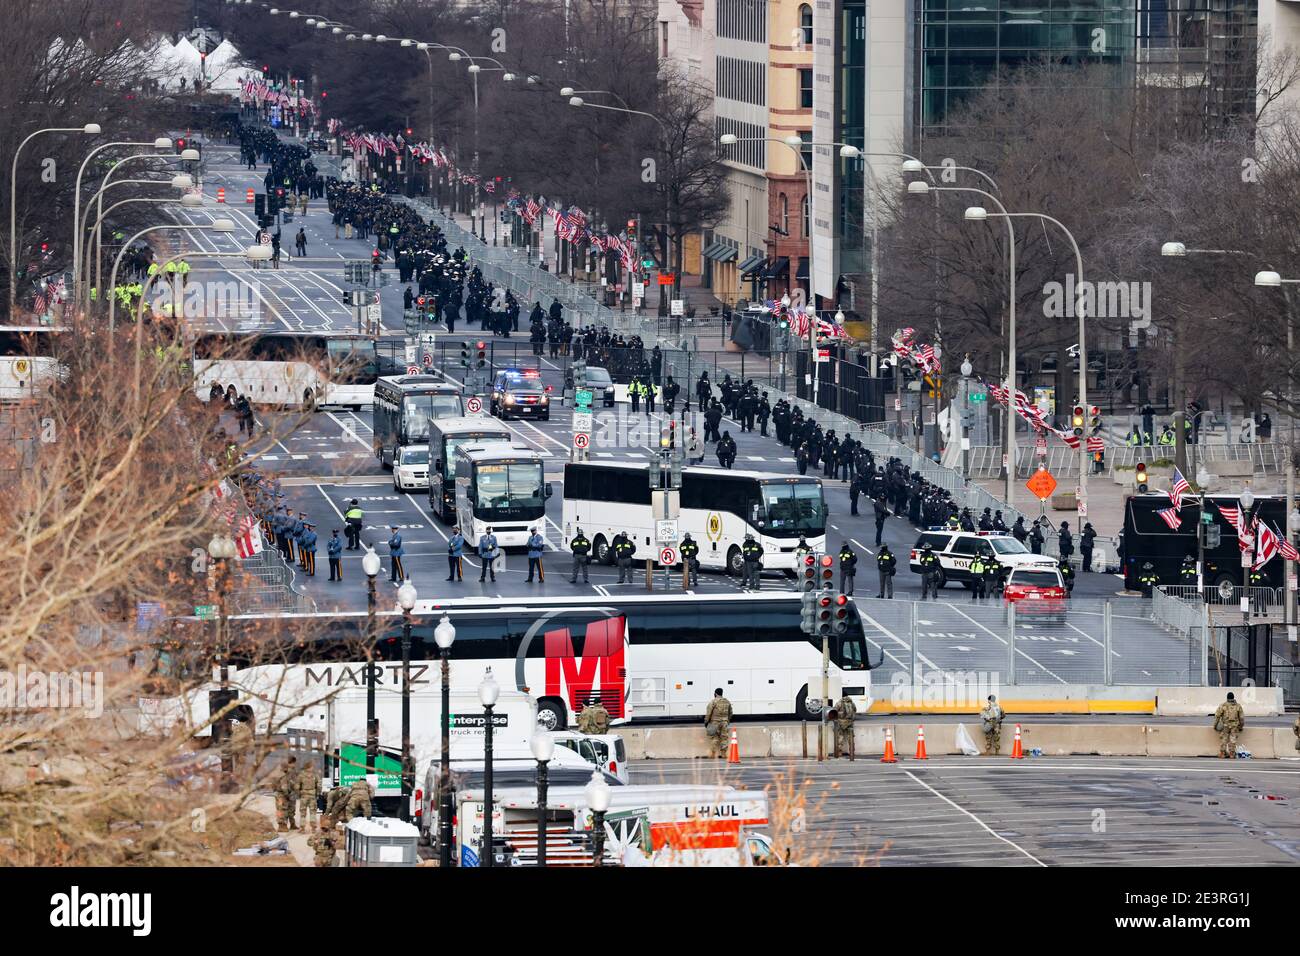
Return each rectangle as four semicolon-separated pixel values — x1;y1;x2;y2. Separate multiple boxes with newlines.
226;718;255;780
1213;691;1245;758
344;776;374;818
308;815;338;867
274;755;300;831
833;694;856;758
979;695;1004;756
324;786;350;821
704;688;733;758
297;758;321;831
576;697;610;735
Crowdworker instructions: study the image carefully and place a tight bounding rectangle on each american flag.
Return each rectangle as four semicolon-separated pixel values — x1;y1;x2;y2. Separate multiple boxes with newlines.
1157;507;1183;530
524;198;541;224
1059;429;1081;449
1086;435;1105;452
1218;504;1242;534
484;181;496;194
1253;520;1280;569
1280;536;1300;562
1169;467;1190;509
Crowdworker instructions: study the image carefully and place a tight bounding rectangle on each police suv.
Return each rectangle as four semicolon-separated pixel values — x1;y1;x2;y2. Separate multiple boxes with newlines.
908;529;1057;588
490;368;551;420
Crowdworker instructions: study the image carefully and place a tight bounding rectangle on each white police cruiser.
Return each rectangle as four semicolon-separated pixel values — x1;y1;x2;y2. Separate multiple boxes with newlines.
908;528;1057;589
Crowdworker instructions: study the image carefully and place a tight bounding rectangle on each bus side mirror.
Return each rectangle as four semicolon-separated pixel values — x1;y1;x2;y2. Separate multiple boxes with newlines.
545;482;553;499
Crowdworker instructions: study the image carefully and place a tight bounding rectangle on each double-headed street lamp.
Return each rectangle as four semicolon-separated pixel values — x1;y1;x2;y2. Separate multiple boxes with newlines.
362;546;381;775
397;579;417;822
9;123;101;314
529;725;554;867
433;614;456;867
478;667;500;866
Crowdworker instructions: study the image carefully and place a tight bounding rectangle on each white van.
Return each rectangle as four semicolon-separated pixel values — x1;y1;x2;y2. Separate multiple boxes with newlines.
549;731;629;784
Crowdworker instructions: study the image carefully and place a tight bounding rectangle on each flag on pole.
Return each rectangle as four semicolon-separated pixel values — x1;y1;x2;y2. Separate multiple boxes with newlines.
234;515;264;559
1157;507;1182;531
1279;536;1300;562
1253;520;1280;569
1218;504;1242;534
1169;467;1190;510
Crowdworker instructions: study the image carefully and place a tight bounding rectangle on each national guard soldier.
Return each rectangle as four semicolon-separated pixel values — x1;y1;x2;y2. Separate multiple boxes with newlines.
298;757;321;832
344;499;364;550
324;784;350;822
613;530;636;583
577;696;610;735
447;527;465;581
833;693;856;758
680;532;700;587
838;542;857;596
308;820;338;867
226;717;255;782
526;528;545;582
1214;692;1245;758
345;775;374;819
1179;554;1197;587
327;529;343;581
275;755;300;831
970;550;987;601
568;527;591;584
980;695;1004;755
919;542;941;600
388;526;406;583
704;688;733;758
478;527;499;583
1138;561;1158;597
877;544;897;598
741;533;764;590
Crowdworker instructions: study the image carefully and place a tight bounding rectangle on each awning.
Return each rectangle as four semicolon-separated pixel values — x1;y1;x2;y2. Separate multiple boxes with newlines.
738;253;766;278
714;244;737;263
795;257;809;281
763;256;790;279
702;241;729;262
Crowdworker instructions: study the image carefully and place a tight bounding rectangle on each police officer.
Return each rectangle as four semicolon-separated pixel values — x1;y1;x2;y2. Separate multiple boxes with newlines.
613;530;636;583
741;533;763;590
1214;692;1245;758
838;542;857;596
1179;554;1198;587
704;688;733;758
569;527;592;584
447;526;465;581
877;544;897;598
301;522;318;577
577;696;611;735
980;695;1004;755
292;512;308;569
1029;520;1045;554
327;529;343;582
388;525;406;583
1138;561;1158;597
1059;558;1075;595
970;549;987;601
794;535;812;564
526;527;545;582
478;527;499;583
873;496;890;546
680;532;700;587
1080;521;1097;572
984;551;1004;598
919;542;940;600
344;499;364;550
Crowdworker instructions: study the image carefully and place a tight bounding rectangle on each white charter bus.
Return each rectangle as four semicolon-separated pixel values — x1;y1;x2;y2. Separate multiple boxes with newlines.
0;325;67;402
373;375;464;468
192;331;382;408
562;462;827;574
137;594;877;738
427;417;512;523
454;443;552;549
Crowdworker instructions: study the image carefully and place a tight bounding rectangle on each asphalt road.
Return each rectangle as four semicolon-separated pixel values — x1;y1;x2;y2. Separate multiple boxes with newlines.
630;756;1300;866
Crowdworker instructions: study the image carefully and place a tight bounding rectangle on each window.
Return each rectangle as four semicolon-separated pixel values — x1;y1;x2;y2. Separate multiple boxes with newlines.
798;68;813;108
779;193;789;234
801;195;809;237
474;462;545;514
799;130;812;171
950;538;983;556
800;3;813;46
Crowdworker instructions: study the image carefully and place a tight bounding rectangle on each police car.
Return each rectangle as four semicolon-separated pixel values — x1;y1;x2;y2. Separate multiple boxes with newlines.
908;529;1057;588
490;368;551;420
1002;565;1069;622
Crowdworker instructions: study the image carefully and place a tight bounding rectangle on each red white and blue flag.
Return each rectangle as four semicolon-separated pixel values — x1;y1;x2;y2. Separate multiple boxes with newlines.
1169;467;1190;510
1253;520;1280;569
1157;507;1183;530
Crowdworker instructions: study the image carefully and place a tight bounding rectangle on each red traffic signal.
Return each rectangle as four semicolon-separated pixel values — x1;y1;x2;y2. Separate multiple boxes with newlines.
405;127;413;136
1071;404;1085;437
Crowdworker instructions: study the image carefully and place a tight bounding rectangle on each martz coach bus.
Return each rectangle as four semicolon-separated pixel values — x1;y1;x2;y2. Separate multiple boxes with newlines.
0;325;67;402
454;443;552;549
1122;492;1289;590
373;375;464;468
192;331;383;409
427;416;512;523
137;594;879;743
562;462;827;574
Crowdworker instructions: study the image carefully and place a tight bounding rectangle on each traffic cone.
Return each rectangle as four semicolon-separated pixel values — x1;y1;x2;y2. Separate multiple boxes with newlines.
881;726;898;763
914;725;928;760
1010;723;1024;759
727;728;741;764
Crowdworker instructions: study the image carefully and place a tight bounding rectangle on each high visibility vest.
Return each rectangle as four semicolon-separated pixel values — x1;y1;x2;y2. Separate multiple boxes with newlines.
148;263;160;277
178;260;191;276
88;287;97;301
165;261;178;274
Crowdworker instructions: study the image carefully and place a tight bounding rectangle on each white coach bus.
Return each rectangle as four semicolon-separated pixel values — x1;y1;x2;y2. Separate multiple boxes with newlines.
453;443;552;548
0;325;67;402
561;462;827;574
193;331;382;409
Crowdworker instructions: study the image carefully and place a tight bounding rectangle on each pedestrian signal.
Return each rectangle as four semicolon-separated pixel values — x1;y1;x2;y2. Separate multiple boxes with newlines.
1135;461;1149;492
1205;525;1221;549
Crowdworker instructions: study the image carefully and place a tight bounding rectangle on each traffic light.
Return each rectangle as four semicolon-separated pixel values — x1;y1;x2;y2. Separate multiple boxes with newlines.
573;360;587;390
405;127;413;137
476;341;487;368
1089;405;1102;435
254;194;266;218
659;420;675;449
1135;461;1149;492
833;593;850;635
626;219;636;243
1205;525;1222;549
799;589;817;634
800;553;817;592
819;553;834;591
1071;404;1086;437
175;137;187;153
816;594;834;637
648;456;662;488
460;341;471;367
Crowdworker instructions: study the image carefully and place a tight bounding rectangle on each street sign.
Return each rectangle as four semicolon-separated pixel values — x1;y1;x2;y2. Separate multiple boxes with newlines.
406;365;420;375
573;432;590;449
194;605;218;621
466;396;483;414
657;273;676;286
1077;500;1088;517
670;299;684;317
423;352;434;368
632;281;645;298
574;388;593;408
894;397;901;411
1035;437;1047;457
659;546;679;566
656;519;679;544
1026;469;1057;501
573;412;593;433
259;233;271;245
816;348;831;363
367;302;382;326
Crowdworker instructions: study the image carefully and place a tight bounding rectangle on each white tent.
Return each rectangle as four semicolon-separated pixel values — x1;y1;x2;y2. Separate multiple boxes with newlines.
203;39;246;94
168;37;204;90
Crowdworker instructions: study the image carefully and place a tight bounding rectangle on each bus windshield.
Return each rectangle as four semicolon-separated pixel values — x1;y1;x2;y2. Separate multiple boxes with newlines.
474;462;545;517
327;338;379;384
403;395;462;442
443;434;508;478
762;481;826;535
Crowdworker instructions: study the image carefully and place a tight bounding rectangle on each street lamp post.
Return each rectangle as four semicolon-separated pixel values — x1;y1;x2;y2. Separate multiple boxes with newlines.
584;768;611;866
207;532;238;787
434;614;456;866
529;726;554;866
960;357;974;478
478;667;499;866
107;220;232;330
1241;486;1256;623
9;123;101;314
397;579;417;821
362;547;381;775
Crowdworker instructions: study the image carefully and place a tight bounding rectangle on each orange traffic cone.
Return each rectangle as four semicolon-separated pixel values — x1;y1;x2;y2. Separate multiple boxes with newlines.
881;726;898;763
727;728;741;764
1010;723;1024;759
914;725;928;760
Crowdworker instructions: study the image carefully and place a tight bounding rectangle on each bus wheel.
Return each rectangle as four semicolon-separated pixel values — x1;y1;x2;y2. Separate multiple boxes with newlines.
593;536;611;564
727;546;744;576
1211;572;1236;594
795;686;822;721
536;699;567;731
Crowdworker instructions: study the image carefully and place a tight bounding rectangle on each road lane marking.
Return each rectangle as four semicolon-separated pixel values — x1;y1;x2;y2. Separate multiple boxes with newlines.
901;770;1046;866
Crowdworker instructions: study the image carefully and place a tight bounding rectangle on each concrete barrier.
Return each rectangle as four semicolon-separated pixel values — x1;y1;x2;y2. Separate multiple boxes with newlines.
1022;724;1148;757
1155;686;1284;717
1143;724;1279;757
